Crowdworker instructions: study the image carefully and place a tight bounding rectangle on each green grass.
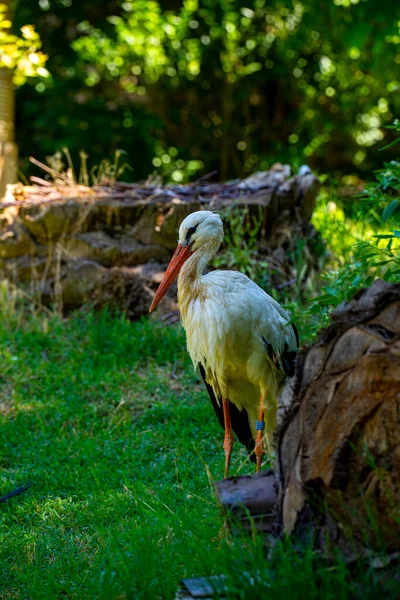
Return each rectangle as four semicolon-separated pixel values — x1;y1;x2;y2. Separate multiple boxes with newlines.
0;307;398;599
0;310;225;598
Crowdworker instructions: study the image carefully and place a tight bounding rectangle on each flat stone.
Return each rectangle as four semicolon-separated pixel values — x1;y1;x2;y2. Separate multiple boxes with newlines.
65;231;171;266
19;201;89;242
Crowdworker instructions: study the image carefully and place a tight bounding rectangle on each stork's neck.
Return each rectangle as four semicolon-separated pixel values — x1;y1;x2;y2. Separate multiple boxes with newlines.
177;239;220;308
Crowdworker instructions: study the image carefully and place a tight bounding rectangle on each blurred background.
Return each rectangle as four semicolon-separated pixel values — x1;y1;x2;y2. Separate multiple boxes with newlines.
4;0;400;184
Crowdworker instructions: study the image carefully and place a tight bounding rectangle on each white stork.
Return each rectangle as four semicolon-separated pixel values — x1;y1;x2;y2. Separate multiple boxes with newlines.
149;210;299;478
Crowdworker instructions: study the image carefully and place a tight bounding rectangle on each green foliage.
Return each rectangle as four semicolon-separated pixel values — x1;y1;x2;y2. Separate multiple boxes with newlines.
13;0;400;181
286;211;398;342
290;171;399;340
151;141;205;182
0;3;49;85
31;147;132;187
212;205;265;278
70;0;400;178
212;129;399;345
351;121;400;280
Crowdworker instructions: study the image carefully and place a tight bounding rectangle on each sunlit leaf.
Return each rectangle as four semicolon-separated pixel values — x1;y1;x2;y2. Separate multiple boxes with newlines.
382;199;399;222
237;62;263;76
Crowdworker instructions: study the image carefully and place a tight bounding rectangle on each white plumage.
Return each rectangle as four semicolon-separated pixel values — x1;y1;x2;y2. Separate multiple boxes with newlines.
150;210;299;476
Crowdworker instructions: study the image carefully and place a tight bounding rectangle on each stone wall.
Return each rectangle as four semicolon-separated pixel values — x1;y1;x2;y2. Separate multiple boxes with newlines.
0;164;320;318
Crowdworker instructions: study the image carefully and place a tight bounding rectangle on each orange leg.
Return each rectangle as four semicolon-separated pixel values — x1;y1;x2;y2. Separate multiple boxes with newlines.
255;393;265;473
222;399;234;479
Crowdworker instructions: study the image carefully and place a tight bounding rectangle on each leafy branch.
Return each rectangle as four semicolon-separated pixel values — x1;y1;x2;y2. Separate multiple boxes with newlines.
0;3;49;85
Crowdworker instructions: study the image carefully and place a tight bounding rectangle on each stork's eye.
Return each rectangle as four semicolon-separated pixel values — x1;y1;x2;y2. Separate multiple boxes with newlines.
185;223;199;245
187;225;198;238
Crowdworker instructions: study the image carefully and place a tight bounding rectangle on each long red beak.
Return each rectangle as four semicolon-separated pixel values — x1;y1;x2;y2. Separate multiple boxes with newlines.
149;244;193;313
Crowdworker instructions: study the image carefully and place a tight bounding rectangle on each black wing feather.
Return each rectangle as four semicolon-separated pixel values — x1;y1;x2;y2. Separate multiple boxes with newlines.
281;323;299;377
263;322;299;378
199;365;256;463
292;322;300;347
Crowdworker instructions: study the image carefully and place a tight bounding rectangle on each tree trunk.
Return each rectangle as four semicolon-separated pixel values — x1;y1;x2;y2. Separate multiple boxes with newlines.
0;0;17;199
278;279;400;555
217;280;400;558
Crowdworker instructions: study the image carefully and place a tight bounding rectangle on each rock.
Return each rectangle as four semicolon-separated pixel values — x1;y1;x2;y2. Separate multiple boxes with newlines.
86;200;146;231
64;231;171;266
0;222;36;258
59;260;159;319
131;261;179;320
129;201;201;250
295;169;321;222
61;260;106;310
19;201;89;242
0;166;321;316
92;266;154;319
2;255;57;282
216;470;279;534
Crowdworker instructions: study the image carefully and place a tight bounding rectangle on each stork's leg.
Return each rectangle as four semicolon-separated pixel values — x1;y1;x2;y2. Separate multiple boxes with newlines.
222;399;234;479
255;392;265;473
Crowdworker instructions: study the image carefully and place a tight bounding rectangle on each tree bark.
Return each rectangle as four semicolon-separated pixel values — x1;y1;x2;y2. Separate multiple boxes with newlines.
0;0;17;199
217;280;400;557
279;280;400;554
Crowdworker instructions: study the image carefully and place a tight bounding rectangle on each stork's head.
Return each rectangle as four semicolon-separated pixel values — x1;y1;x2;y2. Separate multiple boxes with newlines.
178;210;223;251
149;210;223;312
